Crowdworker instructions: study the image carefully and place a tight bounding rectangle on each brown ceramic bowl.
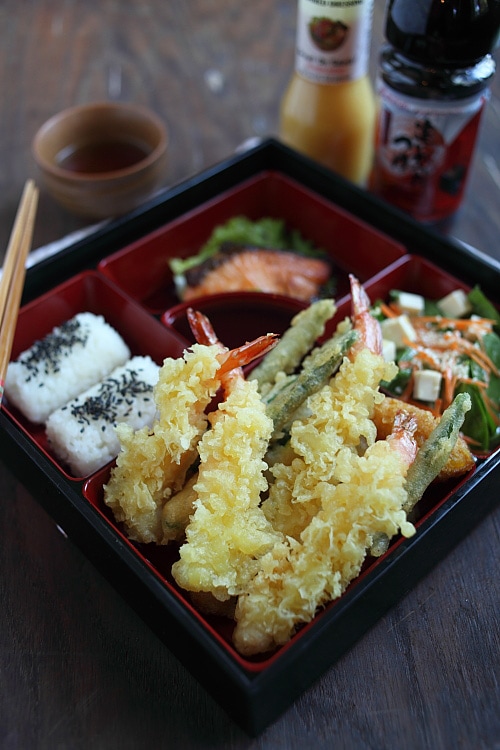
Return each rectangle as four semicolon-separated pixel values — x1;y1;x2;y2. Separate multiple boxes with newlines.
32;101;168;219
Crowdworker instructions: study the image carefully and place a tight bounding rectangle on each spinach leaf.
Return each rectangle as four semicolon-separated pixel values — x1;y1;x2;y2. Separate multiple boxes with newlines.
424;299;441;316
469;357;485;382
455;382;496;451
468;286;500;331
487;373;500;408
483;332;500;369
381;366;413;396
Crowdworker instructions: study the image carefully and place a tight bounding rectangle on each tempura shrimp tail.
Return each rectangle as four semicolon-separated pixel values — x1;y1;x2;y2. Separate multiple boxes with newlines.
187;306;279;384
349;273;383;356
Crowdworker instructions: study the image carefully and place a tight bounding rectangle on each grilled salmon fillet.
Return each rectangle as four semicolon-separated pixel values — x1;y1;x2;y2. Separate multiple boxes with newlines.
182;243;331;302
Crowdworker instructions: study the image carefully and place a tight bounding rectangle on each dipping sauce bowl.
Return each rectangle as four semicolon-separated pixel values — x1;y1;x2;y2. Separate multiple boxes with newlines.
32;101;168;219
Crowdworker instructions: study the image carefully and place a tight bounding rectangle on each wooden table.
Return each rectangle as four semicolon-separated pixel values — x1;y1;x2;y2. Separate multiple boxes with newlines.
1;2;499;748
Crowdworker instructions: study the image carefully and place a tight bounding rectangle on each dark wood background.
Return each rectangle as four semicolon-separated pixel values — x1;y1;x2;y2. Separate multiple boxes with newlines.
1;1;499;748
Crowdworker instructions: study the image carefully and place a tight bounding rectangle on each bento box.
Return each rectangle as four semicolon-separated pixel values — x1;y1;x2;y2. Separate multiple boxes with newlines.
2;139;500;735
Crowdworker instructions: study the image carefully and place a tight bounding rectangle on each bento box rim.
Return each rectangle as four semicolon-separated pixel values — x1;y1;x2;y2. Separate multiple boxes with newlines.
22;137;500;305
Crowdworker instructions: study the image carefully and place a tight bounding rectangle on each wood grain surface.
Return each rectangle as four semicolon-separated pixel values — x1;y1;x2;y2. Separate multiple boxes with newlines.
1;2;499;748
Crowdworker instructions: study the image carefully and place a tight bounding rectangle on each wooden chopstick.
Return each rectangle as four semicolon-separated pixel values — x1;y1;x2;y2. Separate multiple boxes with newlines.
0;179;39;406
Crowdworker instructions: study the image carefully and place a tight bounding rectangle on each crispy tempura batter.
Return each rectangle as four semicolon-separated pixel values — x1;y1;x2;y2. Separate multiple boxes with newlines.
233;350;416;656
233;438;415;656
104;344;221;543
103;282;474;657
262;349;398;539
172;377;281;601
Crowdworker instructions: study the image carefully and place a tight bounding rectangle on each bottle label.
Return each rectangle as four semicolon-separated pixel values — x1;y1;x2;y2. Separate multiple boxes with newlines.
295;0;373;84
372;81;489;221
375;82;488;180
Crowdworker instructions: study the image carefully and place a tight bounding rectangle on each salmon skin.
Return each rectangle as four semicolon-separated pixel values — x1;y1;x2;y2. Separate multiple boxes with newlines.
181;242;333;303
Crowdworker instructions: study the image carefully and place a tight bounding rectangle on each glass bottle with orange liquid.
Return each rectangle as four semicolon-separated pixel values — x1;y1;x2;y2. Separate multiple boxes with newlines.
279;0;376;186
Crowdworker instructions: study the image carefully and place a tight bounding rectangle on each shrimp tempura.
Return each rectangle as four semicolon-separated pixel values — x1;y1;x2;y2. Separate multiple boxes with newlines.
104;344;222;543
172;376;282;602
233;349;416;656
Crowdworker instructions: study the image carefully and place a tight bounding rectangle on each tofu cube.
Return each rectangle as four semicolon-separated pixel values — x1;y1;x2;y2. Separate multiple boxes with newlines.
380;315;417;348
437;289;472;318
413;370;442;402
396;291;425;316
382;338;397;363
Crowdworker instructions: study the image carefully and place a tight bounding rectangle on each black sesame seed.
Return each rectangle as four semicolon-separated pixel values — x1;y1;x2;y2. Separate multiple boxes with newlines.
19;317;90;379
67;367;154;429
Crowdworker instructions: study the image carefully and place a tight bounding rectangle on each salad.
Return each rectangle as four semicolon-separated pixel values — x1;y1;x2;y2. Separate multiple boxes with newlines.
373;286;500;453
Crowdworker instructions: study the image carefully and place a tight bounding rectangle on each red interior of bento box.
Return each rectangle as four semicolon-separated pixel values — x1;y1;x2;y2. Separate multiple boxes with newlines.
3;200;483;674
361;253;474;304
320;252;481;340
3;272;189;480
97;171;408;314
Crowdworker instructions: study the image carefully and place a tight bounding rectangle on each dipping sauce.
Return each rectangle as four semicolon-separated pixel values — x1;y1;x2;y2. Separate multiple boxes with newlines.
57;140;150;174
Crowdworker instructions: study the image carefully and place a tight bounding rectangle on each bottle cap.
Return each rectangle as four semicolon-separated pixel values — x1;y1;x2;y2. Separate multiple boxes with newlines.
379;46;496;99
385;0;500;66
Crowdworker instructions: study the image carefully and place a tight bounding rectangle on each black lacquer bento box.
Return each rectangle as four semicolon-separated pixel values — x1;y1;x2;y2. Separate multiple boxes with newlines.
2;139;500;735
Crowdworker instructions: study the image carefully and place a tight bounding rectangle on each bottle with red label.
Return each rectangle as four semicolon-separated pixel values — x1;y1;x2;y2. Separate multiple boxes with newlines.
370;0;500;223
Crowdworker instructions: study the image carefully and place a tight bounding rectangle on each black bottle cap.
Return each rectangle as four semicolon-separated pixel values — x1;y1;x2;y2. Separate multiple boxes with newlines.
385;0;500;66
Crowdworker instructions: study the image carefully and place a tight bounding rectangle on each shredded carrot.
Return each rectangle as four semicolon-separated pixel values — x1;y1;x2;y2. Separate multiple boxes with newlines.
462;434;483;448
484;396;500;427
449;318;495;329
380;301;399;319
479;341;500;377
413;316;496;328
389;302;402;316
400;371;415;400
459;341;498;376
418;336;496;375
431;397;443;418
458;377;488;389
442;368;457;412
411;348;442;369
